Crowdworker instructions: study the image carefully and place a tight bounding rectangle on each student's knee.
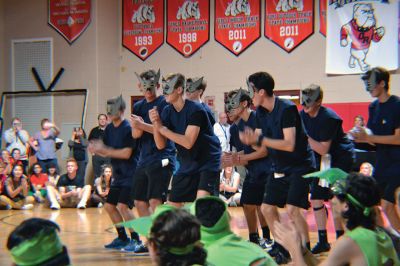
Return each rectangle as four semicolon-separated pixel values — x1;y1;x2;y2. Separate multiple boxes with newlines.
116;203;129;213
287;205;301;221
135;200;148;210
105;202;116;213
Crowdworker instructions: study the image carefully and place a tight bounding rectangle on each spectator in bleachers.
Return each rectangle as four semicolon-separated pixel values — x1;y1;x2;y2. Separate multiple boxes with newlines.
219;166;241;206
68;127;88;187
359;162;374;176
1;149;12;175
214;112;231;153
30;118;60;173
0;164;34;210
46;158;91;210
47;163;60;187
88;114;110;179
10;148;24;172
3;117;30;172
90;164;112;208
348;115;375;151
28;163;48;203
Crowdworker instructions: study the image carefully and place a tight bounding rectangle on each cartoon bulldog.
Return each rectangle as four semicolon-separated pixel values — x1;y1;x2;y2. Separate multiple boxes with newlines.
176;1;201;20
225;0;251;16
340;3;385;72
132;4;155;24
276;0;304;12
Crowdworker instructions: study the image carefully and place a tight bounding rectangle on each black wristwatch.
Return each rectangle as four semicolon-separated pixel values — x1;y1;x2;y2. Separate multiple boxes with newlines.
256;134;264;147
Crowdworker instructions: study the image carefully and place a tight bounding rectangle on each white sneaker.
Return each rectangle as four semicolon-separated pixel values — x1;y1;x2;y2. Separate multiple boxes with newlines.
97;202;103;208
50;203;60;210
21;204;34;210
77;203;86;209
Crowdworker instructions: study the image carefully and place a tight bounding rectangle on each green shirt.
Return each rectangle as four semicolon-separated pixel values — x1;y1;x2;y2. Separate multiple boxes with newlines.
346;227;400;266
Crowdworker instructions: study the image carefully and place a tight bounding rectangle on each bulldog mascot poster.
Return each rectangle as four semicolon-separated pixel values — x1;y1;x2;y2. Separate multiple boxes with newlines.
326;0;398;74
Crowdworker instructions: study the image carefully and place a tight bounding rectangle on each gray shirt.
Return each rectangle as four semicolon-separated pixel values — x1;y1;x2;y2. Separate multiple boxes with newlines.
34;130;57;160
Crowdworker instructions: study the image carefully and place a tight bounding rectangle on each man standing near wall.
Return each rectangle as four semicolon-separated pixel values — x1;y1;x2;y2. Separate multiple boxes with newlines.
214;112;230;153
88;114;110;179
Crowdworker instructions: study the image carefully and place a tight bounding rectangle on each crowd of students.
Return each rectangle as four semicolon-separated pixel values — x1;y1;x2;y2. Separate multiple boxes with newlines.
3;66;400;266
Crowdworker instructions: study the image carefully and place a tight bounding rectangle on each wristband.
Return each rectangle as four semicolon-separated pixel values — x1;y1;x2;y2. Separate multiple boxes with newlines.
256;134;264;147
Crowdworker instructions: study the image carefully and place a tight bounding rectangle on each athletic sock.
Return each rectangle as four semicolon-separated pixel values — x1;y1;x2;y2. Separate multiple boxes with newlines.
318;229;328;244
131;231;140;241
306;242;311;250
116;227;128;240
262;226;271;240
249;232;259;243
336;230;344;239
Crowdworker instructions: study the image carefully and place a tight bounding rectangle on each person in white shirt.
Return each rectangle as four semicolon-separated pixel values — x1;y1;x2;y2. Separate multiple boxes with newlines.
213;112;230;152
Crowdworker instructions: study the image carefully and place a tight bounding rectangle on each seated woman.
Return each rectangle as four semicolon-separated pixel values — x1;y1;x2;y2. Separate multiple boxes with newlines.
68;127;88;187
7;218;70;266
274;173;399;266
219;166;241;207
90;164;112;208
0;164;34;210
47;163;60;187
28;163;49;203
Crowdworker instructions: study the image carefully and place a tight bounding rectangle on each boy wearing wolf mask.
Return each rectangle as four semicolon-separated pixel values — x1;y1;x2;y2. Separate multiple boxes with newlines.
223;89;273;249
351;67;400;232
240;72;316;264
300;84;354;254
89;95;142;252
148;73;221;206
128;69;176;252
185;76;216;125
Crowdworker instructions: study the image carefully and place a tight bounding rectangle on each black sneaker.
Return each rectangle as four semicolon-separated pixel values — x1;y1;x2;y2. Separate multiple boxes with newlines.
259;238;274;250
104;237;130;250
134;242;149;255
267;244;280;257
274;250;291;265
311;242;331;254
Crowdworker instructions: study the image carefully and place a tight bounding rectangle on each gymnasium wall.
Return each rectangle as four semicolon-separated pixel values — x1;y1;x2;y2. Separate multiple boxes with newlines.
0;0;399;130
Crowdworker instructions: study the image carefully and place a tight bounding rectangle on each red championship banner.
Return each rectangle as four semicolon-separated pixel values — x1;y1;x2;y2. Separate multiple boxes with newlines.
215;0;261;56
319;0;326;36
123;0;164;61
265;0;314;53
167;0;210;57
48;0;91;44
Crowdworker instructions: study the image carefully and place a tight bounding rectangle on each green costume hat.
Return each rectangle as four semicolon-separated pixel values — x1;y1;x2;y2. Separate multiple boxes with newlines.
10;230;63;266
303;167;348;184
189;196;277;266
117;204;176;237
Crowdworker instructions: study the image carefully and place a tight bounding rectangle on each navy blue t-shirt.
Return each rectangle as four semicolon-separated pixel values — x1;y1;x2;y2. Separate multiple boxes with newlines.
103;119;138;187
161;100;221;175
237;111;272;182
300;106;354;169
256;97;315;173
368;95;400;179
201;102;216;125
229;123;243;152
133;96;176;169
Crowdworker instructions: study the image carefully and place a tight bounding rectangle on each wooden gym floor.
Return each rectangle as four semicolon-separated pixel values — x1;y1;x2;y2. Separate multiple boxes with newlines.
0;205;333;265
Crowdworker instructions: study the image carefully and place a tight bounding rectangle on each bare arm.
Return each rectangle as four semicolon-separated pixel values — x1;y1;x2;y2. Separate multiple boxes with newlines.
258;127;296;152
6;179;23;198
222;173;240;193
308;137;332;156
239;146;268;163
88;140;133;159
159;125;200;150
352;127;400;145
320;236;359;266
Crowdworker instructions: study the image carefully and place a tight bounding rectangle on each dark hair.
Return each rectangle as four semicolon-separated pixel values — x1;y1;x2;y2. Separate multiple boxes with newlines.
248;72;275;96
140;69;158;80
97;114;107;120
7;218;70;266
10;164;24;179
195;199;225;228
355;115;365;126
47;163;58;175
11;148;21;157
149;209;207;266
30;163;42;175
41;118;49;128
364;67;390;91
336;173;381;231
